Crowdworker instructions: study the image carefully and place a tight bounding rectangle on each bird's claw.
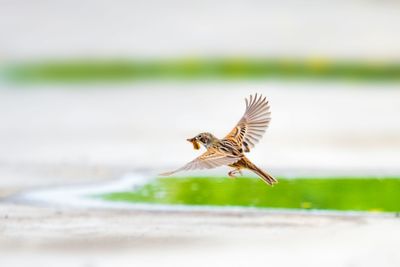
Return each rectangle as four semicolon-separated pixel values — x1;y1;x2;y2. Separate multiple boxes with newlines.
228;169;242;178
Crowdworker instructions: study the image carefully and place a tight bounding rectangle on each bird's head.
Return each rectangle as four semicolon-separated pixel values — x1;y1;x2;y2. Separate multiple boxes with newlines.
187;132;216;149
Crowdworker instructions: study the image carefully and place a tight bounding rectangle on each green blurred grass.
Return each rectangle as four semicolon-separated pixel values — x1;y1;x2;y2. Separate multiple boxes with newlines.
4;58;400;83
102;177;400;212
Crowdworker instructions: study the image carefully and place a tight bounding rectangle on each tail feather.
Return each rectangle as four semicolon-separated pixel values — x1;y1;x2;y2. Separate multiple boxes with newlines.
248;163;277;186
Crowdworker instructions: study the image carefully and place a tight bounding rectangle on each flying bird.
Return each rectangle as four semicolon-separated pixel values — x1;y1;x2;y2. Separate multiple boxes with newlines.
161;94;277;186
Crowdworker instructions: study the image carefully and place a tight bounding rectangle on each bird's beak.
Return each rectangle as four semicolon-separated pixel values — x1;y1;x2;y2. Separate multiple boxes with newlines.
187;137;200;150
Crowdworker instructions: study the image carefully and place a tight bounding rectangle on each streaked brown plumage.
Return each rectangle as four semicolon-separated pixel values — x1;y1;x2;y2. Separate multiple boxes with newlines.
161;94;277;186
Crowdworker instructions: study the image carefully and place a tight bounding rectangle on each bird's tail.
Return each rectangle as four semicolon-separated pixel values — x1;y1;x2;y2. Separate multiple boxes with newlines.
246;159;278;186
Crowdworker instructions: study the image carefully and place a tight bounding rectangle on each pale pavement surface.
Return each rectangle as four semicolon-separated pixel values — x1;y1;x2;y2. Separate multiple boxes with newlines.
1;81;400;174
1;81;400;266
1;0;400;60
1;203;400;267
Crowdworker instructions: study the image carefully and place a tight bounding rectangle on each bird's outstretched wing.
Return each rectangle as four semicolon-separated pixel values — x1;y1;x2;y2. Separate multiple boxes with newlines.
160;147;241;176
224;94;271;152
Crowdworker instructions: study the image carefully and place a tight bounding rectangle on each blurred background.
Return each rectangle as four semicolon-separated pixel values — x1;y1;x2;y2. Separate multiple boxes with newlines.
1;0;399;179
1;1;400;266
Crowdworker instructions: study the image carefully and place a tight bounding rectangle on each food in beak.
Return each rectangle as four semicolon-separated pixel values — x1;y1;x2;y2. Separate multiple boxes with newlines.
187;138;200;150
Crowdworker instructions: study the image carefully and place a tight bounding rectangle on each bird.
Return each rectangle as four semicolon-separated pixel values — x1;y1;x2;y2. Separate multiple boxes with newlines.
160;93;277;186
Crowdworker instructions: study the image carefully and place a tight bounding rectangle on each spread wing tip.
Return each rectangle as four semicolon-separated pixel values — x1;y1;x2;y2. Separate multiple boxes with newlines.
159;170;176;176
245;93;269;106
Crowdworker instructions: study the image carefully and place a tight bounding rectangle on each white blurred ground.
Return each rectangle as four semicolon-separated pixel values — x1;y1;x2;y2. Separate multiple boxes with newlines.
1;203;400;267
1;81;400;175
1;0;400;60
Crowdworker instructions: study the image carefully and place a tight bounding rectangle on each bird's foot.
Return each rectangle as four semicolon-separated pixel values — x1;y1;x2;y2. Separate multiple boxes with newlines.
228;169;243;178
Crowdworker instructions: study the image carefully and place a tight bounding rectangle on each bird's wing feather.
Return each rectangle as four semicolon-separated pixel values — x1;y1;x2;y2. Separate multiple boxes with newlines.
224;94;271;152
160;147;241;176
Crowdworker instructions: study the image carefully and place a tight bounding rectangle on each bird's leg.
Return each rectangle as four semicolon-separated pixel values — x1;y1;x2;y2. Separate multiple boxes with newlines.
228;168;243;178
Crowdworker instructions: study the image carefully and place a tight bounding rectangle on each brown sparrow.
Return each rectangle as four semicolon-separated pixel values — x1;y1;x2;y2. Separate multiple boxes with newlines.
161;94;277;186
